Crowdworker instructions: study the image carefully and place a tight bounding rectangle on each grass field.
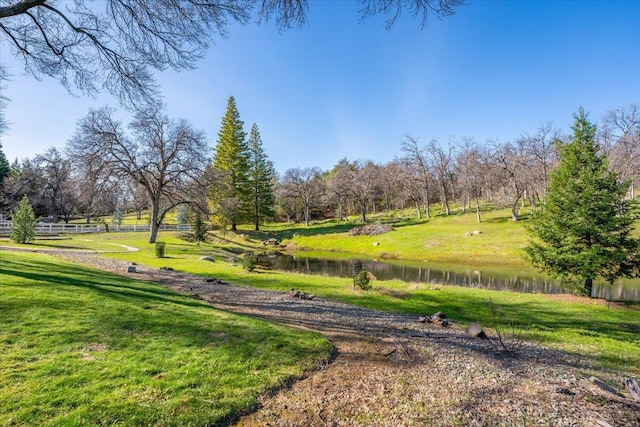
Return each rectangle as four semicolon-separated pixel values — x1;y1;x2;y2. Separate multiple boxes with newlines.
0;251;331;426
14;230;636;375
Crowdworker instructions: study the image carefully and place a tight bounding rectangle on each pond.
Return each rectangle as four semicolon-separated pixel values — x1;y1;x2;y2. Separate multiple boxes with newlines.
255;252;640;302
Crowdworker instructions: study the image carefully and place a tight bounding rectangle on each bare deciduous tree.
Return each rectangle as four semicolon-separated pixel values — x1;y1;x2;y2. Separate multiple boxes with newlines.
280;167;324;226
34;147;76;223
401;135;431;219
601;104;640;199
68;106;208;243
0;0;463;109
426;139;456;215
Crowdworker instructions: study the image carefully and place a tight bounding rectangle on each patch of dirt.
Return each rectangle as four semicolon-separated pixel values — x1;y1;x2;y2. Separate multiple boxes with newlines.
348;224;394;236
542;293;633;310
49;250;640;426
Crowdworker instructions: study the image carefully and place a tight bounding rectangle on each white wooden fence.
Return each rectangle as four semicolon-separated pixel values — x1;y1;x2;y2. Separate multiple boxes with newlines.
0;221;191;235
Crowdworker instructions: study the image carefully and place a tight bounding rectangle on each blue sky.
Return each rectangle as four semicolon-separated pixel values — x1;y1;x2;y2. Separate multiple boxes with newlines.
1;0;639;173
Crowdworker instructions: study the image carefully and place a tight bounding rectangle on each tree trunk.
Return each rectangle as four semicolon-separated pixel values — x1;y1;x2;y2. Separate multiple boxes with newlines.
304;205;310;226
360;205;366;224
148;197;160;243
255;221;259;231
414;200;421;219
475;194;481;224
423;192;430;219
511;198;519;221
231;222;237;232
584;278;593;296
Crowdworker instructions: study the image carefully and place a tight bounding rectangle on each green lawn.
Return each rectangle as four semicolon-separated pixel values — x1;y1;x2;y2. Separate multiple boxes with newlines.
0;251;331;426
58;231;638;376
267;208;532;265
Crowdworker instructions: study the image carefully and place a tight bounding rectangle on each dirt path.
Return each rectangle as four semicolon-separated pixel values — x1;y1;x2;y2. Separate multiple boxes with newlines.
49;251;640;426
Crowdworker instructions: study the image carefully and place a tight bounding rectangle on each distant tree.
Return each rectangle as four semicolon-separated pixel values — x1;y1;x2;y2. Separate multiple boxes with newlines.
1;158;46;216
491;140;530;221
520;122;560;205
10;195;37;244
247;123;275;230
280;167;325;226
0;141;9;188
526;109;640;294
209;96;250;231
455;138;485;223
176;205;190;225
601;104;640;199
34;148;76;223
68;105;208;243
400;135;432;219
335;160;381;223
426;139;456;215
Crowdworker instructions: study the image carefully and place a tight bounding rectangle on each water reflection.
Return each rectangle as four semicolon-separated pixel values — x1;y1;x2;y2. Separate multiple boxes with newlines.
255;252;640;302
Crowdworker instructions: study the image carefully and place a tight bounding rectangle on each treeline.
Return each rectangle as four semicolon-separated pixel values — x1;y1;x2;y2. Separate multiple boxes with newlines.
0;102;638;239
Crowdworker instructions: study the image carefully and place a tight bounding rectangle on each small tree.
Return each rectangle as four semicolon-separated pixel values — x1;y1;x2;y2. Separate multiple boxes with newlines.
192;213;208;245
526;109;640;294
10;196;37;244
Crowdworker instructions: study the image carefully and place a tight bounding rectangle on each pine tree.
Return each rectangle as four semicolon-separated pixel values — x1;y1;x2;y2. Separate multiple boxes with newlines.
0;142;10;188
209;96;250;231
10;195;38;244
247;123;276;230
525;109;640;294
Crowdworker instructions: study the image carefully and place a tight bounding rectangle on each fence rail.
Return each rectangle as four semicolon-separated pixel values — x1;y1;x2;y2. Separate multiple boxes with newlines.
0;221;191;235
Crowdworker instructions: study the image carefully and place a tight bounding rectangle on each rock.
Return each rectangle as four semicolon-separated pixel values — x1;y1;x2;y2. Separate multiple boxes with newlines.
373;241;380;247
200;256;215;262
126;264;137;273
228;256;236;264
623;377;640;401
590;376;625;398
432;311;445;319
466;322;487;339
418;316;428;323
465;232;472;237
473;230;482;235
290;288;300;298
160;266;174;271
264;238;279;246
555;386;575;395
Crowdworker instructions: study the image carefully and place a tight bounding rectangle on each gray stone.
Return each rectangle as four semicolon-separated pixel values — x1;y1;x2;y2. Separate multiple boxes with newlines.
200;256;215;262
126;264;136;273
466;322;487;339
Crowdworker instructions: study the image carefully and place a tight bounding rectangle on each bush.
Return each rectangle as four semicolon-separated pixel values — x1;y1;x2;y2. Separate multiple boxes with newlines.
155;241;166;258
353;269;371;290
10;196;37;244
243;251;256;272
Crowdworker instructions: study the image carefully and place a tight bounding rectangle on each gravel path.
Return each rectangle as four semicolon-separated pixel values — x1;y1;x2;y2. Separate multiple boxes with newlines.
53;251;640;426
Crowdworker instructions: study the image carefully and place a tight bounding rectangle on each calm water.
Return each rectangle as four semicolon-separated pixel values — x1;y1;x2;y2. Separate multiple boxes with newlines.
255;252;640;302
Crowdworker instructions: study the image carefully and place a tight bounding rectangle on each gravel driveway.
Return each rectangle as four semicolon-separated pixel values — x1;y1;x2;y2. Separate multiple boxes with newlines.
54;251;640;426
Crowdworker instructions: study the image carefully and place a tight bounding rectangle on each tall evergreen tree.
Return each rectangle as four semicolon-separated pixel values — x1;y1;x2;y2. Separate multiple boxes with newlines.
525;109;640;294
0;142;10;188
247;123;276;230
209;96;249;231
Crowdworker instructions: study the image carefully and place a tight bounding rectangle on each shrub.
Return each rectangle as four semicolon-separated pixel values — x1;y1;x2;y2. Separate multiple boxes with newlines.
243;251;256;272
353;268;371;290
155;241;166;258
